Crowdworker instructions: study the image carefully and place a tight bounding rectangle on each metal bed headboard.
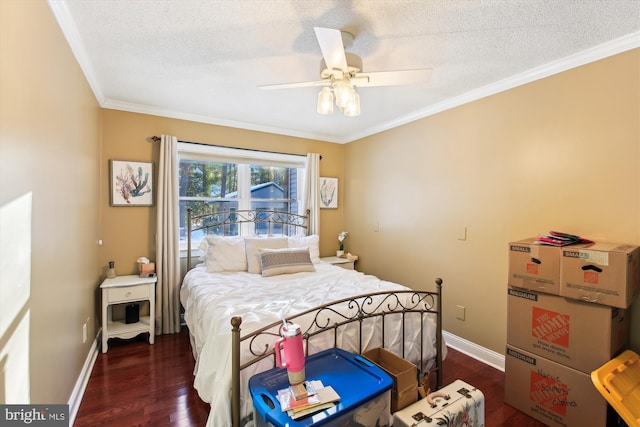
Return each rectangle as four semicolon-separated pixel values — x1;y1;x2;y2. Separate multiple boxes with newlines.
186;208;310;270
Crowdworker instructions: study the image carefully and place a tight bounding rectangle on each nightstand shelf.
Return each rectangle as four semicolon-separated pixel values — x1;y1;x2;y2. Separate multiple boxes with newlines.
106;316;151;336
321;256;356;270
100;274;157;353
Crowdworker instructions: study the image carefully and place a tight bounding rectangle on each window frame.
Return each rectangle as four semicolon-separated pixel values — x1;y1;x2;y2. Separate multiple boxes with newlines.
177;143;307;253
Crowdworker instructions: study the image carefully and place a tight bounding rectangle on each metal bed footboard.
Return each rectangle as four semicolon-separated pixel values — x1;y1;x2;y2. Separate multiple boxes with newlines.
230;279;444;427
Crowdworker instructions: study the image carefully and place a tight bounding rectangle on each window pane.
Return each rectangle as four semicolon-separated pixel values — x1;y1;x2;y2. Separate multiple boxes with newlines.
250;165;290;198
179;159;240;241
179;200;240;241
179;159;238;197
178;153;303;245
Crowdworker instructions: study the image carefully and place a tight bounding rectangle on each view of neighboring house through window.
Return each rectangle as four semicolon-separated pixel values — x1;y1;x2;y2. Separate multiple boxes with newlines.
177;142;306;248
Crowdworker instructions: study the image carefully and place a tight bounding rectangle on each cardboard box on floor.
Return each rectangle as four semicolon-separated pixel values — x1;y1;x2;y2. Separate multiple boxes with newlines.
560;242;640;308
362;347;417;412
507;287;629;374
505;345;608;427
508;238;562;295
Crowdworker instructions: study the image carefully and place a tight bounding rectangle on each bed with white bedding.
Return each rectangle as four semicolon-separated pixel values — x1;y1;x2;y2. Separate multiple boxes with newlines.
180;209;445;427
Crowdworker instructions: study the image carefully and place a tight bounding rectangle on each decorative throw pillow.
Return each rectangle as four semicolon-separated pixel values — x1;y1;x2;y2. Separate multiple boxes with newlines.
259;248;316;277
288;234;321;264
244;237;288;274
200;235;247;273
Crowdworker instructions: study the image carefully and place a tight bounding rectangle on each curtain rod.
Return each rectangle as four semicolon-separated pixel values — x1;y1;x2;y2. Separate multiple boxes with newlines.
147;136;321;159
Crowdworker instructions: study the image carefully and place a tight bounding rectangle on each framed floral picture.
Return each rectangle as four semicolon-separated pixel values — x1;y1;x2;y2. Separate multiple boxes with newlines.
319;177;338;209
110;160;154;206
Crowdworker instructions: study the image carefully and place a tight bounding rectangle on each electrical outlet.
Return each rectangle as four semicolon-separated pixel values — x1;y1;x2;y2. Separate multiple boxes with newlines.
82;323;87;343
456;305;466;321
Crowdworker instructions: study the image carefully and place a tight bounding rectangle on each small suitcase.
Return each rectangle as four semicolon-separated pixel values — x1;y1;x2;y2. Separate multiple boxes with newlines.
392;379;484;427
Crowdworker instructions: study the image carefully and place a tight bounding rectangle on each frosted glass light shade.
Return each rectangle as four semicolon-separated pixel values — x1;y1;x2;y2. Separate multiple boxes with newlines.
334;80;354;108
343;91;360;117
317;87;334;114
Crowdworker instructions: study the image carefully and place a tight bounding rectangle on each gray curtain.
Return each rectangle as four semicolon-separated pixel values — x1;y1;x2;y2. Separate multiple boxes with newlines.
303;153;320;235
155;134;181;334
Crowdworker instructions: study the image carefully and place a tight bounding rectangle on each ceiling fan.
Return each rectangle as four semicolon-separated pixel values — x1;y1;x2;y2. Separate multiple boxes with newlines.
259;27;432;117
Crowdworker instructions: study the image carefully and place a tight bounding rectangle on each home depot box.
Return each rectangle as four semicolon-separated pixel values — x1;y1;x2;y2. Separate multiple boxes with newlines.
509;238;562;295
507;287;629;373
505;345;607;427
362;347;417;412
560;242;640;308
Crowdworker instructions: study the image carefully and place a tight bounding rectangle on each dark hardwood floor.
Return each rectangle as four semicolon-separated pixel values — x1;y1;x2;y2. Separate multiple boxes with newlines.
74;329;209;427
439;347;546;427
74;328;546;426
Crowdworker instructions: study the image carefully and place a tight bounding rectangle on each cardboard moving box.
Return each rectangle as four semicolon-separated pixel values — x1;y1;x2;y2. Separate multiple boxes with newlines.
560;243;640;308
363;347;417;412
505;345;607;427
507;287;629;373
509;238;562;295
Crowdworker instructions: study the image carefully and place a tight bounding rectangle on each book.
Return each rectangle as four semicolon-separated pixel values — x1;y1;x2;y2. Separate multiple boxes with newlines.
536;231;594;247
277;381;340;416
289;402;336;420
289;381;316;401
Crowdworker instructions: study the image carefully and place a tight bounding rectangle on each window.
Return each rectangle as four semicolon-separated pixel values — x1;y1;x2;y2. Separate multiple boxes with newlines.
177;143;306;246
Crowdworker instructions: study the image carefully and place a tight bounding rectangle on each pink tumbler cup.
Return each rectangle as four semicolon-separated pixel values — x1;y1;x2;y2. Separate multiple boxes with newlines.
274;322;305;385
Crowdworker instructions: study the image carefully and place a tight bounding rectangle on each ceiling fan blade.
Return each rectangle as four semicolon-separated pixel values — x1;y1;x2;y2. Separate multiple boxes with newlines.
313;27;348;72
352;69;433;87
258;79;330;90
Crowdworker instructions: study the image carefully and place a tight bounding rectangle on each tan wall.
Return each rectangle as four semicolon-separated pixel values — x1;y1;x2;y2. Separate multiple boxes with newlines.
344;49;640;354
0;0;100;405
99;110;345;276
2;3;636;410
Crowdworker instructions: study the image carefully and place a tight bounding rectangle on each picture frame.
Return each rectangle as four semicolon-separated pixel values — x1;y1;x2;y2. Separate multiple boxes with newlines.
319;177;338;209
110;160;154;206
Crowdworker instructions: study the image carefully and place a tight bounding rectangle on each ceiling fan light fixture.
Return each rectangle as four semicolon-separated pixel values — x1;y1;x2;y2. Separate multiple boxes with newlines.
317;87;334;115
343;91;360;117
334;79;354;109
261;27;432;120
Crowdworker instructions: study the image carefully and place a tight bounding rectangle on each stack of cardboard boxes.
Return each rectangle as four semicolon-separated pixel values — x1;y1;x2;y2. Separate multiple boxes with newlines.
505;238;639;427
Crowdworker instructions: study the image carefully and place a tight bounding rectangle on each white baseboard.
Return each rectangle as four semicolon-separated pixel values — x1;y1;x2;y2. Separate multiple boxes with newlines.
443;330;505;372
68;328;101;426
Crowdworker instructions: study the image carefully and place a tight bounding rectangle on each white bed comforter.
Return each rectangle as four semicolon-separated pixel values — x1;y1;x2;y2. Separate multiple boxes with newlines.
180;263;442;427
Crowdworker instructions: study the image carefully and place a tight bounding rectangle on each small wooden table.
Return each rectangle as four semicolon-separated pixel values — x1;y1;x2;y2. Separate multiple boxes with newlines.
100;274;156;353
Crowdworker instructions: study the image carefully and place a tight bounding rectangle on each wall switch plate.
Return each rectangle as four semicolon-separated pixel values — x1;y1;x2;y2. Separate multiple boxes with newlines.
457;226;467;241
456;305;466;321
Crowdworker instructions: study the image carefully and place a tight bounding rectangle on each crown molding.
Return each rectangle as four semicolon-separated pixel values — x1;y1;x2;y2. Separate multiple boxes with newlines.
348;31;640;143
50;0;638;145
101;100;348;144
48;1;105;105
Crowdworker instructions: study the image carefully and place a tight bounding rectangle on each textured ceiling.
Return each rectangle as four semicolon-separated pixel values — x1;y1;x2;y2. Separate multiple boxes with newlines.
50;1;640;143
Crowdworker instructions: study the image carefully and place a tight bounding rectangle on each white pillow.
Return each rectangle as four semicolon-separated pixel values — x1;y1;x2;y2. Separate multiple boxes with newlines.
244;237;288;274
288;235;321;264
200;235;247;273
258;247;316;277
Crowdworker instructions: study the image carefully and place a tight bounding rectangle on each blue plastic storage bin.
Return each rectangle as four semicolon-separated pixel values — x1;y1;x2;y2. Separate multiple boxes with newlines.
249;347;393;427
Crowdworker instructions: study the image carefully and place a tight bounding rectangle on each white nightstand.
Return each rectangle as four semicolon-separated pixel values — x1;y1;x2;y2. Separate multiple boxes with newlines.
321;256;356;270
100;274;157;353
